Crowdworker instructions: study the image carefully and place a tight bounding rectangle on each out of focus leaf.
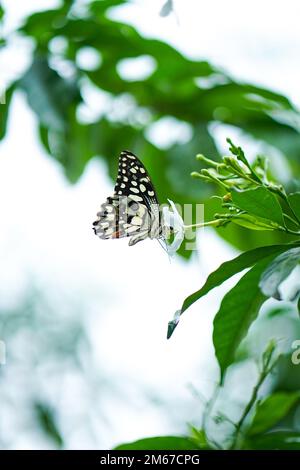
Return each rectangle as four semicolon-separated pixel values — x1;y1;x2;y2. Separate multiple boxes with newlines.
247;392;300;436
19;3;72;47
115;436;200;450
244;431;300;450
19;57;81;131
232;187;285;227
46;114;95;183
35;402;63;448
160;0;173;17
168;123;218;200
189;427;210;449
236;305;300;367
0;84;14;140
90;0;126;15
245;120;300;176
272;353;300;393
259;247;300;298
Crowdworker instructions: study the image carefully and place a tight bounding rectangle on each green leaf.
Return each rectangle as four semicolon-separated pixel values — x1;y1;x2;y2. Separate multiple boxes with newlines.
90;0;127;15
247;392;300;436
115;436;200;450
34;402;63;448
205;195;294;253
0;84;14;140
188;427;210;449
236;305;300;367
213;256;275;382
244;431;300;450
167;243;299;339
20;4;72;45
259;247;300;298
45;115;95;183
245;120;300;178
288;192;300;222
167;123;219;200
230;213;277;231
19;56;81;131
232;187;285;227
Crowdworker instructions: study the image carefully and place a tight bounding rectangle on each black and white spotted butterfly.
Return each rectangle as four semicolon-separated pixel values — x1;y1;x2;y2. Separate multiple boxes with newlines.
93;150;167;246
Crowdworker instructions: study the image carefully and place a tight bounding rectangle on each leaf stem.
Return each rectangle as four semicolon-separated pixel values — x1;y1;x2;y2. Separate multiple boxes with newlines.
184;219;222;230
229;352;279;449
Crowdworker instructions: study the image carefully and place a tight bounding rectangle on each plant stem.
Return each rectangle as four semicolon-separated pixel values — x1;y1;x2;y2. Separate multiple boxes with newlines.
202;384;223;450
230;374;266;449
185;217;300;236
184;219;222;230
229;356;278;450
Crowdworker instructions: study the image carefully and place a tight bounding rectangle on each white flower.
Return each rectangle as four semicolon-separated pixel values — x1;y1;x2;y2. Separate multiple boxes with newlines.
162;199;185;256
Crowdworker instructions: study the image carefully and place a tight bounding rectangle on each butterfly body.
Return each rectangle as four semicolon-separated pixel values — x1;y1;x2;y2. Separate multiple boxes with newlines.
93;151;164;246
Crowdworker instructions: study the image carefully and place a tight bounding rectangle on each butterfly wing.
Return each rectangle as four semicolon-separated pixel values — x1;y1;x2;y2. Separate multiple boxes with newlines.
93;151;161;245
114;150;159;208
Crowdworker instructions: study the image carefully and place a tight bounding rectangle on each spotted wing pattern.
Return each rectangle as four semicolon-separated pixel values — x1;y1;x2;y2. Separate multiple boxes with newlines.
93;151;161;246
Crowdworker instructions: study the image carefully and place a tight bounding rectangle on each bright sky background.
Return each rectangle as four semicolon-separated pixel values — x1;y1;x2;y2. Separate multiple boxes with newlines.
1;0;299;449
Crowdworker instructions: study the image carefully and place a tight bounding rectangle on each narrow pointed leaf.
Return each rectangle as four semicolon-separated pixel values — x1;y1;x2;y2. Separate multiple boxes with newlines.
247;392;300;436
213;256;275;381
167;243;300;338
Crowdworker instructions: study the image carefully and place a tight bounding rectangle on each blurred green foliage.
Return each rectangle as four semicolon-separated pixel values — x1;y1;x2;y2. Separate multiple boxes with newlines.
0;286;134;449
34;402;63;448
2;0;300;255
0;288;87;448
115;435;200;450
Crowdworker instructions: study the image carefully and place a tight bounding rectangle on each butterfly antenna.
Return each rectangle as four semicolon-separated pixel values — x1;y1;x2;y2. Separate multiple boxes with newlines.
157;238;172;263
157;237;167;252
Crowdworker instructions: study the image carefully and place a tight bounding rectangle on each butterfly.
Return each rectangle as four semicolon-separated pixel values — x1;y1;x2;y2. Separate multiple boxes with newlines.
93;150;166;246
